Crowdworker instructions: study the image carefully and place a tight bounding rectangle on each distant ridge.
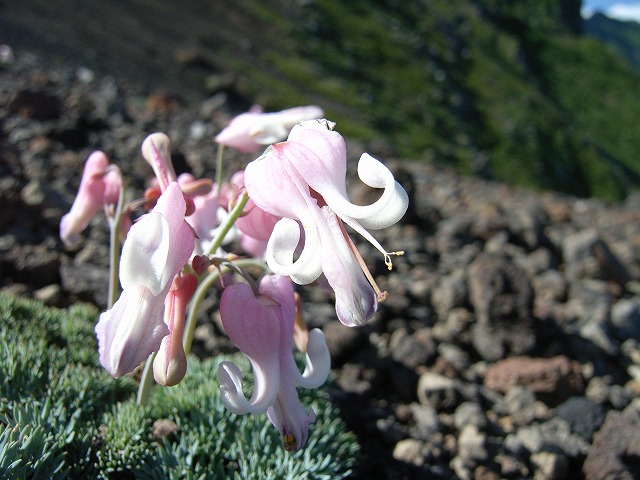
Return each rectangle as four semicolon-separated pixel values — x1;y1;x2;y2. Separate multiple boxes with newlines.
584;12;640;71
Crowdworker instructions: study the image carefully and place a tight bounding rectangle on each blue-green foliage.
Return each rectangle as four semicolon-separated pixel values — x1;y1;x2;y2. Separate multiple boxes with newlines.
0;294;359;479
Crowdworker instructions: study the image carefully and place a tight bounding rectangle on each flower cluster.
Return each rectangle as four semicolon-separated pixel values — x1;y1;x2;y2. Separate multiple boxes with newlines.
61;105;408;451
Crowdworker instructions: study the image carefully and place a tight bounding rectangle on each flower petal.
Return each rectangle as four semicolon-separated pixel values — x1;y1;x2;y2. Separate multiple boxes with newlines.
95;284;169;377
59;151;110;247
285;328;330;389
218;361;278;414
266;218;323;285
220;282;284;411
119;211;169;295
317;207;377;326
141;133;177;191
325;153;409;229
266;379;316;452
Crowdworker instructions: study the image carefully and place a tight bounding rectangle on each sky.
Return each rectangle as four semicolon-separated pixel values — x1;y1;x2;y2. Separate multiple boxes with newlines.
582;0;640;21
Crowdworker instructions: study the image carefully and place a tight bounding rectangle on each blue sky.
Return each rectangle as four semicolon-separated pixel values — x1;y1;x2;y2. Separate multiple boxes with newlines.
582;0;640;21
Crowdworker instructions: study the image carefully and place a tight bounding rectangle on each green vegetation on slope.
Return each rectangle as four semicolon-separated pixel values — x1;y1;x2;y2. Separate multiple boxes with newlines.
206;0;640;200
584;12;640;72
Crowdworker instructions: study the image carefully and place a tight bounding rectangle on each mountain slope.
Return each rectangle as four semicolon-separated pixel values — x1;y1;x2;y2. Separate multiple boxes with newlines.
1;0;639;200
584;12;640;71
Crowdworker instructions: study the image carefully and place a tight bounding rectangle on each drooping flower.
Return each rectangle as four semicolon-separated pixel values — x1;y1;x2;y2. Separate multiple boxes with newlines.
243;119;408;327
95;182;195;377
215;105;324;153
217;275;330;451
60;151;122;247
153;273;198;386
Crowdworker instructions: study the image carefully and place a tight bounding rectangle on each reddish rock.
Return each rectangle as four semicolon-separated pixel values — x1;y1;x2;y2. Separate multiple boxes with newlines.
583;407;640;480
484;355;583;406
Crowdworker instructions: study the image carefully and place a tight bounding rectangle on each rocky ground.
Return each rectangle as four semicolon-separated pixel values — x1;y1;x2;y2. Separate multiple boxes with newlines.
2;49;640;480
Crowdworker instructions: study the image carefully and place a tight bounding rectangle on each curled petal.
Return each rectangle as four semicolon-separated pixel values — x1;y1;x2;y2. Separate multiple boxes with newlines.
266;218;323;285
218;361;278;415
287;328;330;389
328;153;409;230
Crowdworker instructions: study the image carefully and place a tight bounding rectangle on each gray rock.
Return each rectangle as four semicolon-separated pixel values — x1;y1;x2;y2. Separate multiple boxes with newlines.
59;262;110;308
468;252;535;361
390;328;437;369
322;320;367;366
517;417;590;458
33;283;62;305
437;342;471;375
533;269;567;303
611;298;640;341
504;386;538;426
530;451;569;480
454;401;488;430
562;229;630;285
417;371;461;412
457;424;488;463
392;438;425;466
410;404;442;440
430;268;467;321
555;396;605;441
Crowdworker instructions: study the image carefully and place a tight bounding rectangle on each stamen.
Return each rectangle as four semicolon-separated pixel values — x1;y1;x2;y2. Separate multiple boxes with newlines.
383;251;405;271
282;433;297;452
338;219;389;303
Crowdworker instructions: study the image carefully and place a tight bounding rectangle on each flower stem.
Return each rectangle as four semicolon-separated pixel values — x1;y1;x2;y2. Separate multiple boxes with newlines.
136;351;157;406
107;175;126;309
205;190;249;256
215;143;225;197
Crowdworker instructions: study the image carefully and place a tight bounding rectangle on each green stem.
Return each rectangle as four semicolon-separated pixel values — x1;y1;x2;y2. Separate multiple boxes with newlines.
206;190;249;256
136;351;157;406
215;143;225;196
107;175;126;309
183;267;222;356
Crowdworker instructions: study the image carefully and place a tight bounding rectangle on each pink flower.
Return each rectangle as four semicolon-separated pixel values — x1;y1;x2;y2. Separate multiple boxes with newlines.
229;170;280;258
95;182;195;377
153;273;198;386
184;182;238;255
218;275;330;451
215;105;324;153
243;120;408;326
60;151;122;247
141;132;177;192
